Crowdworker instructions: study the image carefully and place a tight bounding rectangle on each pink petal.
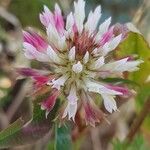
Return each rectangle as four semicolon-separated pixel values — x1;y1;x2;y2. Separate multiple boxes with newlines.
54;4;65;35
73;23;78;33
17;68;53;88
39;5;54;27
82;93;104;127
113;23;129;40
106;85;129;96
118;56;134;61
23;31;48;52
100;26;114;46
17;68;40;77
41;89;59;118
33;75;50;88
83;100;104;127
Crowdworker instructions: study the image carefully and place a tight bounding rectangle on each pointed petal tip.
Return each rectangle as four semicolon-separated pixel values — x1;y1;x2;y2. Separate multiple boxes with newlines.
40;104;46;110
68;46;76;61
43;5;49;11
83;51;89;64
45;110;50;119
116;109;120;112
55;3;61;10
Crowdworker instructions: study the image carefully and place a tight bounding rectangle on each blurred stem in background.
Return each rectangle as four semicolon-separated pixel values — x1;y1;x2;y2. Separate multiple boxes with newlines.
133;0;150;41
126;97;150;142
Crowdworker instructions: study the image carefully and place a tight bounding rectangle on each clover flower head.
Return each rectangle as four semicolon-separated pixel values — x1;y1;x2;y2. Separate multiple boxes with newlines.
21;0;142;126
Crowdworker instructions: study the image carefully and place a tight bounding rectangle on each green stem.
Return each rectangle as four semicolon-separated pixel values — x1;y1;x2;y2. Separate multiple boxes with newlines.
54;123;58;150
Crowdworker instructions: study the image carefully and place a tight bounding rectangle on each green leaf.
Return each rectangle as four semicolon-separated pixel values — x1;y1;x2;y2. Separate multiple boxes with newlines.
102;77;140;87
0;118;25;146
55;123;72;150
0;106;49;148
0;89;60;148
136;84;150;130
116;32;150;130
136;84;150;111
116;32;150;85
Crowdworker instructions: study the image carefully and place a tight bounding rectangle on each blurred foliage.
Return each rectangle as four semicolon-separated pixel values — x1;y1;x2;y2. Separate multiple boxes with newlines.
117;32;150;85
113;134;149;150
116;32;150;131
87;0;142;23
0;86;60;148
0;118;25;148
9;0;55;28
55;123;72;150
8;0;142;28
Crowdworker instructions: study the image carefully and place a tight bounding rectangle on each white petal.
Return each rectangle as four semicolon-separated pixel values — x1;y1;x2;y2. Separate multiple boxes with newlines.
66;12;74;31
67;85;78;104
72;61;83;73
95;17;112;42
98;17;111;36
47;23;59;44
101;94;117;113
58;36;67;51
44;5;49;12
65;12;74;39
51;74;69;90
84;6;101;34
101;58;143;73
126;22;141;34
92;47;104;57
55;3;61;14
24;51;34;59
39;5;54;27
101;58;128;72
89;56;105;70
101;34;122;56
62;101;77;121
68;46;76;61
83;51;89;64
47;46;63;64
47;24;67;50
121;60;143;72
85;79;122;95
23;43;49;62
92;48;98;55
74;0;85;33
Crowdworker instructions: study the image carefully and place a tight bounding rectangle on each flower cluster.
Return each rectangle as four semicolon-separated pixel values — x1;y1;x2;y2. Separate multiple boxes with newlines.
21;0;142;126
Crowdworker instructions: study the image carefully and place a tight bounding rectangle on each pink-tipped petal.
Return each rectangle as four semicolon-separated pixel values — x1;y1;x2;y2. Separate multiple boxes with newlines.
106;85;129;96
41;89;59;118
33;75;50;88
39;5;54;27
23;31;48;52
23;42;49;62
100;26;114;46
83;99;104;127
17;68;39;77
17;68;53;88
113;23;129;40
54;4;64;35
